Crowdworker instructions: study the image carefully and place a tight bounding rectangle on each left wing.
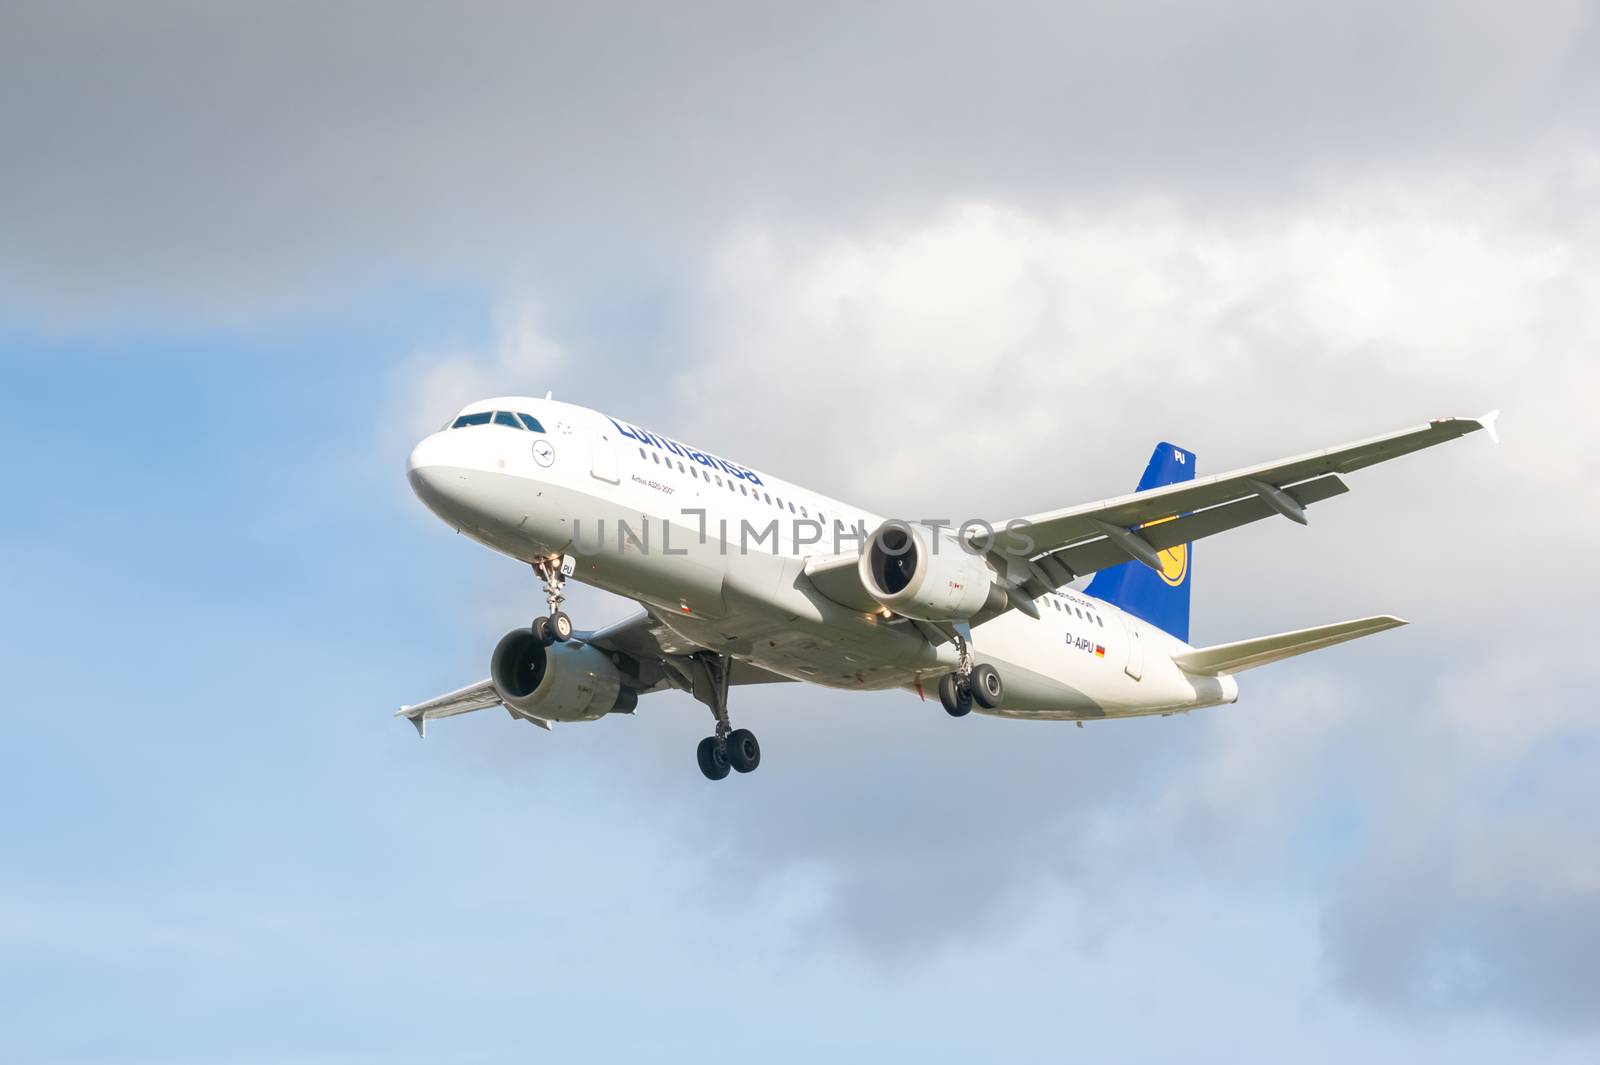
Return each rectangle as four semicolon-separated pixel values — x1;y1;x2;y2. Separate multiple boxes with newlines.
799;412;1498;622
395;610;792;736
980;411;1500;599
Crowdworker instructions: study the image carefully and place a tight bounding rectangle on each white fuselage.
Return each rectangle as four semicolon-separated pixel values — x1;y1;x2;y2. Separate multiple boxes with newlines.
407;397;1238;721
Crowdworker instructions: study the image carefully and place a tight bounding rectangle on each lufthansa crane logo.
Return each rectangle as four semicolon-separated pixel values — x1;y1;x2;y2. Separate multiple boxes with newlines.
1157;542;1187;586
1140;516;1188;587
532;439;556;467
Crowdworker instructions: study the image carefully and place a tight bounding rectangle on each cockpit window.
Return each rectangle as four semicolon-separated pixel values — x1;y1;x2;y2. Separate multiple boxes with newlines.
448;409;547;431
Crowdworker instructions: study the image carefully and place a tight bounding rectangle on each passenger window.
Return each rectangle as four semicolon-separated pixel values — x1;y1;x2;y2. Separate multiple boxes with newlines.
788;501;795;513
639;448;647;460
740;484;748;496
451;411;493;428
652;452;660;464
517;413;546;432
715;476;723;487
493;411;521;429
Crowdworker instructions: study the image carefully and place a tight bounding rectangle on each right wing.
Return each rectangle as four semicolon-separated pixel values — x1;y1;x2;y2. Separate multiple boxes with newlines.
395;678;506;737
395;609;792;736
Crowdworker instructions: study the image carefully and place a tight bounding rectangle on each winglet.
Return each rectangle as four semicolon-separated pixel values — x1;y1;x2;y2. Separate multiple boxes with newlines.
395;706;426;738
1477;408;1501;445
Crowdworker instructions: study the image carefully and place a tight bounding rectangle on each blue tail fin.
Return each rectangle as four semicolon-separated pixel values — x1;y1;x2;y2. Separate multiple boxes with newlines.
1084;442;1195;642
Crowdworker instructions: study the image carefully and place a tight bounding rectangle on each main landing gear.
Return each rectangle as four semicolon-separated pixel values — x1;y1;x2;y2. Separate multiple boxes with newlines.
692;652;760;781
529;556;575;646
936;630;1004;717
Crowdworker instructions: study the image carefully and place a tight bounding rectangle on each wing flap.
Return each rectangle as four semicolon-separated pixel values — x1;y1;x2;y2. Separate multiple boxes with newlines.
1040;473;1349;586
1172;615;1407;676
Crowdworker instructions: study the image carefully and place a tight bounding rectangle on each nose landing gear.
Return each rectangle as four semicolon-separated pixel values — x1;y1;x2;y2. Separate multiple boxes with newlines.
530;556;575;645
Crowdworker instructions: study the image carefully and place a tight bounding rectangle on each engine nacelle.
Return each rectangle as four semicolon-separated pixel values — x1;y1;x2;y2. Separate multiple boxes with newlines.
490;629;638;723
858;520;1006;622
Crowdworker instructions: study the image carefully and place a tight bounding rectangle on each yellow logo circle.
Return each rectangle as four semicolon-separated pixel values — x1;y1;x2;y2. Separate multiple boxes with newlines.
1141;516;1188;587
1157;542;1187;586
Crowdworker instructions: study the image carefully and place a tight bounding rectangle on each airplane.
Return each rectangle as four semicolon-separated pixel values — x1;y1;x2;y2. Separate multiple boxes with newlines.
397;397;1499;780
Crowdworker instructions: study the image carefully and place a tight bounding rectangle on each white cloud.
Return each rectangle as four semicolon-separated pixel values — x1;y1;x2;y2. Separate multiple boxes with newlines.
386;295;567;446
673;158;1598;523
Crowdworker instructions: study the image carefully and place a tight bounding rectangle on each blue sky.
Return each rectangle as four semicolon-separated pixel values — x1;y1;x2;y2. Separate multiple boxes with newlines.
4;4;1599;1062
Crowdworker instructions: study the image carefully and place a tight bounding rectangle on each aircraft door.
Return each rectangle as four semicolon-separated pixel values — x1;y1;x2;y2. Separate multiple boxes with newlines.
1122;619;1144;681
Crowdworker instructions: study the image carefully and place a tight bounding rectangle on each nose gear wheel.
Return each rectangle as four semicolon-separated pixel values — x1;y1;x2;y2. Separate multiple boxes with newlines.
530;556;575;646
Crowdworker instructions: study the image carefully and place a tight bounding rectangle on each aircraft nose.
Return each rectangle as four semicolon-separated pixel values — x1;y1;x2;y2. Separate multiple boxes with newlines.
406;427;521;535
407;433;440;485
407;432;473;513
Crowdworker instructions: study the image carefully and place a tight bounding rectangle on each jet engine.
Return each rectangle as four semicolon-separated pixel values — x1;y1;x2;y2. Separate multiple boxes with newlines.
490;628;639;723
858;520;1007;622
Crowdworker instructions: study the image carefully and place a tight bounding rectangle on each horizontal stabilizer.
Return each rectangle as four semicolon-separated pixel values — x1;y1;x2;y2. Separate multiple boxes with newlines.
1173;615;1406;676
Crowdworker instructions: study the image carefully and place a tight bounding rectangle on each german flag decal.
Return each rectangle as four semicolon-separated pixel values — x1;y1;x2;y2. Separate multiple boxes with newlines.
1094;645;1106;658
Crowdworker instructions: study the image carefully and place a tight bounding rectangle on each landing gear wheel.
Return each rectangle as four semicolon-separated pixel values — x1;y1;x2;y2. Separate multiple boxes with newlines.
696;736;731;781
548;611;573;642
971;663;1004;709
727;728;761;773
938;673;973;717
531;616;554;646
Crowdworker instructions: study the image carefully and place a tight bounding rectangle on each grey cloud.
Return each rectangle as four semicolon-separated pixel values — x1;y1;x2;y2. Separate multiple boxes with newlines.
576;635;1600;1031
1326;863;1600;1031
3;0;1597;323
1320;701;1600;1029
1304;646;1600;1030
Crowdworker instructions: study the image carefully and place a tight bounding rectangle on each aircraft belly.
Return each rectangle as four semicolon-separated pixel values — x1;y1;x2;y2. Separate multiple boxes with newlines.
449;470;935;689
655;611;923;690
656;553;938;691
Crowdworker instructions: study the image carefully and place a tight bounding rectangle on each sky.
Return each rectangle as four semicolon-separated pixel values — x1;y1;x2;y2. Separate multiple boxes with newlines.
2;2;1598;1061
